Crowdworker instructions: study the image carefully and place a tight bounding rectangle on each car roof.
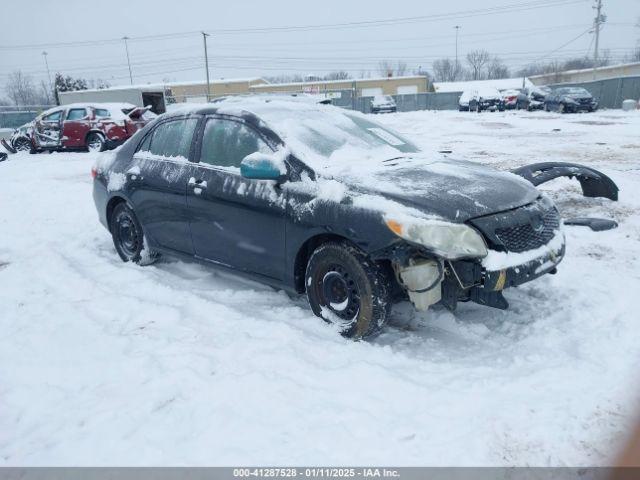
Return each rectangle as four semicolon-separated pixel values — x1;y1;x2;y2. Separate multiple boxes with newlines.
162;96;340;121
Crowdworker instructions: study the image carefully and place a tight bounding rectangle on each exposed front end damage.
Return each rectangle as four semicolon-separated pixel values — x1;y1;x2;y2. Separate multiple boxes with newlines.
375;195;566;312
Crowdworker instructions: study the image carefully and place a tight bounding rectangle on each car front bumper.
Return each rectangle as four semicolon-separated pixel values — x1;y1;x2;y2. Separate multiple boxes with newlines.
440;231;565;310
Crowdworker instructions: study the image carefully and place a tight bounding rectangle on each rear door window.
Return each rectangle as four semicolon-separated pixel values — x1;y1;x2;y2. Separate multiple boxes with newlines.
146;118;199;160
94;108;110;118
66;108;87;121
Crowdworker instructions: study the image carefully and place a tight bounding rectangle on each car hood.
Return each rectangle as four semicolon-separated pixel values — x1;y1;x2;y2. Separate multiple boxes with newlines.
564;93;593;100
343;156;540;222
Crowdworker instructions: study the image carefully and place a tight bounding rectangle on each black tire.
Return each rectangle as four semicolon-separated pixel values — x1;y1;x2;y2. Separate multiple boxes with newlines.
305;241;391;339
110;202;157;265
87;132;106;152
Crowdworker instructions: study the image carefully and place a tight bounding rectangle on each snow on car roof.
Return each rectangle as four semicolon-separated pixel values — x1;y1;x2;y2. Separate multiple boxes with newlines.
435;77;534;93
38;102;146;120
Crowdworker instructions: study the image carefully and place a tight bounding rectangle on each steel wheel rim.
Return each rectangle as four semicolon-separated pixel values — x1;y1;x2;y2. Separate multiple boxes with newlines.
116;212;140;258
316;264;360;325
87;136;103;152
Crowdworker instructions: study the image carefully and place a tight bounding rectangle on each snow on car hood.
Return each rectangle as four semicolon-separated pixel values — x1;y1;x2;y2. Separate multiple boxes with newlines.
332;155;540;222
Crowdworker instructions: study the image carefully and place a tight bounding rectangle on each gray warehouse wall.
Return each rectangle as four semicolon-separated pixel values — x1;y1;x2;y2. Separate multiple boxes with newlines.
59;89;144;106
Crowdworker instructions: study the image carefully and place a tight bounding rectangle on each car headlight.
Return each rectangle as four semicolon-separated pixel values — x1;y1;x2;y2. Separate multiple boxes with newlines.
384;215;488;260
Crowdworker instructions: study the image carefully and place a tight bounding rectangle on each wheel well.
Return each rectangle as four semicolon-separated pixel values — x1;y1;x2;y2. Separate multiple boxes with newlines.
293;234;351;294
106;196;126;228
85;130;105;143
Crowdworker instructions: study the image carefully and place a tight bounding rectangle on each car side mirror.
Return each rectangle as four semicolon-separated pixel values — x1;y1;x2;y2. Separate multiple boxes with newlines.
240;153;286;181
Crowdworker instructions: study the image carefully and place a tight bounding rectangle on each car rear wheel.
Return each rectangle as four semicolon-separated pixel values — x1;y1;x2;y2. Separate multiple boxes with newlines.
110;202;157;265
305;242;391;339
87;132;106;152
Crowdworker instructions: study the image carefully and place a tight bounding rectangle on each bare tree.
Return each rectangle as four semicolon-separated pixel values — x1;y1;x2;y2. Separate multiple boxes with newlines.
466;50;491;80
486;57;510;79
432;58;465;82
5;70;38;106
377;60;408;77
324;71;351;81
39;80;53;105
395;60;408;76
378;60;394;77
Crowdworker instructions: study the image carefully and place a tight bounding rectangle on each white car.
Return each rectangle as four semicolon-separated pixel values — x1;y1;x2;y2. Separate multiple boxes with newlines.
459;87;505;112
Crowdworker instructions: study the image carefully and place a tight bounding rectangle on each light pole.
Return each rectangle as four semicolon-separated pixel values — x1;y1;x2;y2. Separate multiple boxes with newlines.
122;36;133;85
454;25;461;80
42;51;52;103
202;32;211;101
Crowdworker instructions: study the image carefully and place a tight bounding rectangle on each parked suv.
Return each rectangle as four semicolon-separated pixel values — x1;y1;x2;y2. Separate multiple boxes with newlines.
30;103;155;153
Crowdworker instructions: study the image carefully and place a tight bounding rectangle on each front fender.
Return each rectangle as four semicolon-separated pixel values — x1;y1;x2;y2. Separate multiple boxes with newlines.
511;162;619;201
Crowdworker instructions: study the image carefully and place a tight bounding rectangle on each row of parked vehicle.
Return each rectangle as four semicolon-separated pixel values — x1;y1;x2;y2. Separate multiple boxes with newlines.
3;103;156;154
458;86;599;113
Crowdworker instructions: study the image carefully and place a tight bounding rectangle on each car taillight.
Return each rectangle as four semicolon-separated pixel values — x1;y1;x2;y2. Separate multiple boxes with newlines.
91;166;97;179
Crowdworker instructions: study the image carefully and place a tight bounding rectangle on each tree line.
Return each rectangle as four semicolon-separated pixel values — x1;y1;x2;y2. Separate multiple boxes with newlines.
1;71;109;107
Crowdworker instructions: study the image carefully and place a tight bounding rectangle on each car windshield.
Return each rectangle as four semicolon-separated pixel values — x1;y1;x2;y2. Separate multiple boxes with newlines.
250;103;420;165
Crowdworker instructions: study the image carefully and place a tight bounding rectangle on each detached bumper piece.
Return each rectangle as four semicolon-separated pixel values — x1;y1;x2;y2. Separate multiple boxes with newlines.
441;244;565;311
564;217;618;231
512;162;619;201
1;139;16;154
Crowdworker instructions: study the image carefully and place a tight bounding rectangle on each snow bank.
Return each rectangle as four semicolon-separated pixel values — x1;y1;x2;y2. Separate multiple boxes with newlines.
2;110;640;467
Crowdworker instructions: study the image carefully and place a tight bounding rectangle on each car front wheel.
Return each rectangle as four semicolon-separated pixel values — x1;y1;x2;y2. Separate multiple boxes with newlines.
87;132;106;152
13;138;32;152
110;202;157;265
305;242;391;339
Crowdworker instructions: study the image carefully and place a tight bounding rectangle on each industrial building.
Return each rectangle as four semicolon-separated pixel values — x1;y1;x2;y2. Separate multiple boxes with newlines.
250;75;431;97
529;62;640;85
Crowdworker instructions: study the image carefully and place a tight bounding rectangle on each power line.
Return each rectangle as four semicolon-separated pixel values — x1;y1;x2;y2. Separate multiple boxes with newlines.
0;0;586;50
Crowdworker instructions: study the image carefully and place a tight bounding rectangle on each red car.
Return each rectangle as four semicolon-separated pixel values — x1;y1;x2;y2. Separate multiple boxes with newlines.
28;103;156;153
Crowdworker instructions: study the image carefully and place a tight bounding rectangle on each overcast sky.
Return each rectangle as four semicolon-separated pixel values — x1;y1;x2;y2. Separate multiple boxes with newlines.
0;0;638;96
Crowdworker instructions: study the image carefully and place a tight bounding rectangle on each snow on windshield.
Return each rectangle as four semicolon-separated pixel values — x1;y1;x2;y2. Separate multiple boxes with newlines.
220;100;419;168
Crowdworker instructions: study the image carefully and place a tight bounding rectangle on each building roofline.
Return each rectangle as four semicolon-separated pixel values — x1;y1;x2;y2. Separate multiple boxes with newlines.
249;75;428;89
59;77;269;94
529;61;640;79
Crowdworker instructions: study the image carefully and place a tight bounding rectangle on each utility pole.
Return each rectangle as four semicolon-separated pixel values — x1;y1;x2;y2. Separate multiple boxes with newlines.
42;51;52;103
202;32;211;101
593;0;605;68
122;36;133;85
454;26;461;80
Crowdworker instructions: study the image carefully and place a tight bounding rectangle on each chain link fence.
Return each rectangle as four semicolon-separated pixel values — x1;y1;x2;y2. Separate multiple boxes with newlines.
0;105;55;130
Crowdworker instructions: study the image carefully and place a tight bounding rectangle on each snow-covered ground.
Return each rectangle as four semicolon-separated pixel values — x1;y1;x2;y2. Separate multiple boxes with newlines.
1;109;640;466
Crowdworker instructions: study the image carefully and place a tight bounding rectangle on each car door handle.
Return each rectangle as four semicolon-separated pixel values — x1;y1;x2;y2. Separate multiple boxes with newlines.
188;177;207;188
188;177;207;195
